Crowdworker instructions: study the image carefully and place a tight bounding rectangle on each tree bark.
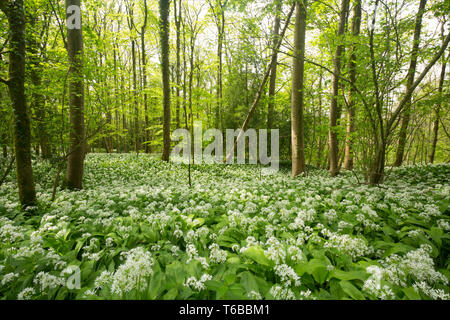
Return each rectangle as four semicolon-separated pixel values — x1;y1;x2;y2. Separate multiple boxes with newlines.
267;0;282;130
291;0;307;177
65;0;85;190
430;50;448;163
174;0;181;129
160;0;171;162
329;0;350;177
141;0;149;153
0;0;37;207
343;0;361;170
394;0;427;166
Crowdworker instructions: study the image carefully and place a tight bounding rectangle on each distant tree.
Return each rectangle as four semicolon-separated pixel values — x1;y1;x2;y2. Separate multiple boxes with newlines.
394;0;427;166
329;0;349;177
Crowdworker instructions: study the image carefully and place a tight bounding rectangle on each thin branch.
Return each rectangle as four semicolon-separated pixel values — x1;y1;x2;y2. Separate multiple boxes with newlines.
49;0;67;50
0;156;15;187
386;32;450;135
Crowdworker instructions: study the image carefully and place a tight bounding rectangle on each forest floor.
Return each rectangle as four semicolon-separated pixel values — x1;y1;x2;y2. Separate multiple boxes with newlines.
0;154;449;300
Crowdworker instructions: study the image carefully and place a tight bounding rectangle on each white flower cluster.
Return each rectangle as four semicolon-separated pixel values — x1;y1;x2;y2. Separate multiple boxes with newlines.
110;247;154;296
324;233;373;260
413;281;450;300
184;274;212;291
1;272;19;286
186;244;209;269
269;285;296;300
208;244;227;264
363;245;448;299
362;266;395;299
17;287;35;300
33;271;64;292
274;264;301;287
0;218;25;243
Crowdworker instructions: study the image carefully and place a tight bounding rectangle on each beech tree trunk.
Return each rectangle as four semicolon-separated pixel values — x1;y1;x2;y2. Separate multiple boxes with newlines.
329;0;350;177
142;0;149;153
0;0;37;208
430;51;448;163
267;0;282;130
394;0;427;166
291;0;307;177
174;0;181;129
343;0;361;170
160;0;171;162
66;0;86;190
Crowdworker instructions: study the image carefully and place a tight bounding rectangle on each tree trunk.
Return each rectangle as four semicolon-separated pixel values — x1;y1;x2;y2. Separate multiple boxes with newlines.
430;51;448;163
394;0;427;166
369;141;386;185
189;26;198;163
0;0;37;207
131;40;140;154
291;0;307;177
160;0;171;162
142;0;149;153
343;0;361;170
329;0;350;177
65;0;85;190
174;0;181;129
267;0;282;130
316;73;323;167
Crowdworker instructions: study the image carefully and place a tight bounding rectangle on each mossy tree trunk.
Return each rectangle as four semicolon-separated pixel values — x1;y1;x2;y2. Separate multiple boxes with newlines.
0;0;37;208
160;0;171;162
65;0;85;190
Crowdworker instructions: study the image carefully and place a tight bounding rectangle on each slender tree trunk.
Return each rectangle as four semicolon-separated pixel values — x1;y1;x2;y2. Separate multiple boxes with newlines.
131;40;140;154
182;18;188;130
316;73;323;167
343;0;361;170
394;0;427;166
267;0;282;130
174;0;181;129
291;0;307;177
141;0;149;153
65;0;85;190
329;0;350;177
160;0;171;162
121;73;128;153
0;0;37;207
430;51;448;163
28;13;51;160
189;35;196;163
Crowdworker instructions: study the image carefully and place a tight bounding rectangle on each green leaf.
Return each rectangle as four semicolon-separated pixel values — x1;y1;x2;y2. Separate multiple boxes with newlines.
147;270;164;299
402;287;421;300
329;269;368;281
163;288;178;300
242;246;273;267
339;280;365;300
239;271;259;293
307;259;329;284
